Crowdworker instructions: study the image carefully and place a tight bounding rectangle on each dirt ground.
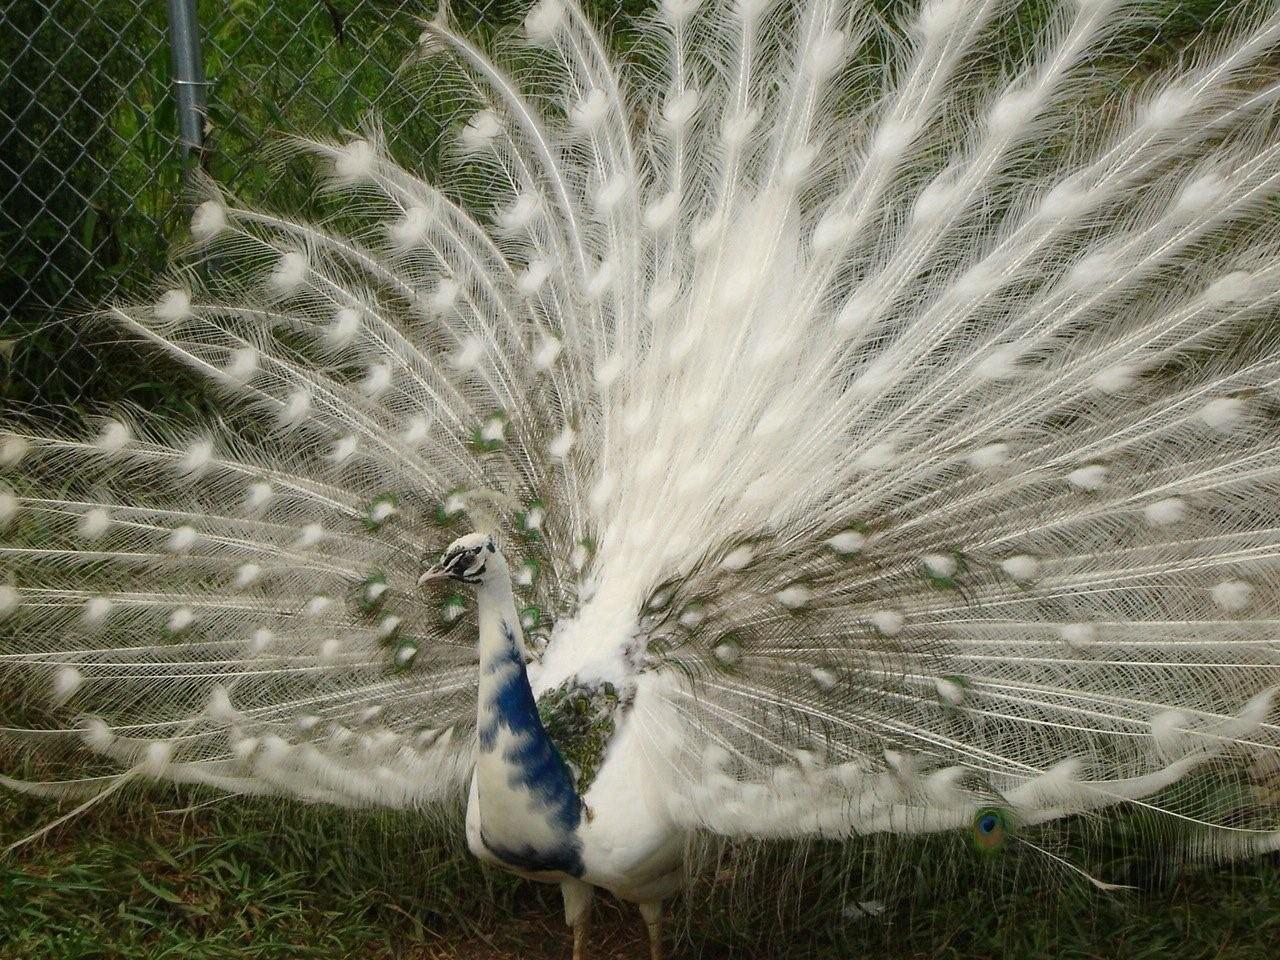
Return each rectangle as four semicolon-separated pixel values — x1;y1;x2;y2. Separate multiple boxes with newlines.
407;906;654;960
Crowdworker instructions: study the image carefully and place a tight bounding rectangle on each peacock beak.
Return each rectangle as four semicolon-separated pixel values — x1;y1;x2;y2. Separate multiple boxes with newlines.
417;564;448;586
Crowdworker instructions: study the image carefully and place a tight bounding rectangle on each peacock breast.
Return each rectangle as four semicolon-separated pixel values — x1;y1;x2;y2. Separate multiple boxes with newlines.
535;678;630;797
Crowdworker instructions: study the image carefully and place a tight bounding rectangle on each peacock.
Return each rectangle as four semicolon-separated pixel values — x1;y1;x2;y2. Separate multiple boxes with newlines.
4;0;1280;956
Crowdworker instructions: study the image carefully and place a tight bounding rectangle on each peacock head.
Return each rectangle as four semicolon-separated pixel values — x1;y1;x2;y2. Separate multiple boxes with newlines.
419;532;501;587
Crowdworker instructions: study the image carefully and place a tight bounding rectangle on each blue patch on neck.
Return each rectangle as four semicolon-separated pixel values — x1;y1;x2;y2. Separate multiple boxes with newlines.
479;829;584;877
478;620;583;875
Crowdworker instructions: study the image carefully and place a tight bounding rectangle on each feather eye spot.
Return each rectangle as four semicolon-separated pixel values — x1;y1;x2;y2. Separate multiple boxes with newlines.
178;439;214;477
524;0;565;41
1141;85;1194;130
329;434;359;465
1212;579;1252;612
206;685;237;721
549;426;576;459
1203;270;1253;304
0;489;18;529
244;481;273;513
971;808;1008;853
224;346;259;384
935;677;965;706
78;717;114;752
233;563;262;590
460;110;502;151
1038;179;1089;220
452;337;485;371
569;88;610;130
870;120;917;159
190;200;227;241
0;434;29;467
1200;397;1243;433
966;443;1009;470
400;415;431;446
95;419;131;453
592;175;630;216
1058;623;1098;650
426;279;459;316
810;667;837;691
333;138;376;180
854;441;896;471
167;607;195;634
713;640;742;667
327;307;362;347
51;667;83;706
1000;554;1039;582
267;251;308;294
155;288;192;321
82;595;114;626
922;553;957;579
1143;497;1185;527
917;0;965;37
643;192;680;232
497;193;540;232
870;610;904;636
167;525;199;553
776;585;812;609
534;337;562;370
141;741;175;777
304;595;334;618
360;362;393;398
827;530;866;555
389;205;431;248
1092;365;1135;393
278;390;312;427
1066;464;1106;491
662;88;700;129
293;522;325;550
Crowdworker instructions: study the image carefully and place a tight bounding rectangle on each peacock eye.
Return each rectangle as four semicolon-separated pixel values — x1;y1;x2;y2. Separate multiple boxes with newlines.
971;807;1008;854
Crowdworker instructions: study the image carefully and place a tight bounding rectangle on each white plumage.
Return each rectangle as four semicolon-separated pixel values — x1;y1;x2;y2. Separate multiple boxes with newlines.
4;1;1280;956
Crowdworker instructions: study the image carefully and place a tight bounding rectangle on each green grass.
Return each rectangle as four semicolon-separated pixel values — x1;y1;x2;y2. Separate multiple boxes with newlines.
0;791;518;960
3;789;1278;959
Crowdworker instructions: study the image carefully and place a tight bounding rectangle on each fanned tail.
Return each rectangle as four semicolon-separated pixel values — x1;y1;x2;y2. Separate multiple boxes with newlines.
563;0;1280;865
0;5;625;810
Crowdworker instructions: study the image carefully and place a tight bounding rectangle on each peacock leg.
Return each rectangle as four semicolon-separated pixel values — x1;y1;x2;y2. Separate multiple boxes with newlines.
572;912;590;960
638;900;664;960
561;879;594;960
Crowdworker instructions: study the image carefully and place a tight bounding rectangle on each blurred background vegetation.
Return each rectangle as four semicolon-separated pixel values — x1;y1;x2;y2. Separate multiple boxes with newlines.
1;0;1277;956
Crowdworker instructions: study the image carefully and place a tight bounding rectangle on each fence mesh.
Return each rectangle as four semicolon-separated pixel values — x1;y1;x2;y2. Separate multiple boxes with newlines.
0;0;585;412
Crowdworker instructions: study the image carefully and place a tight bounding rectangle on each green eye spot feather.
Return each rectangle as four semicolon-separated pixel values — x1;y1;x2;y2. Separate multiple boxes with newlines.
971;807;1011;855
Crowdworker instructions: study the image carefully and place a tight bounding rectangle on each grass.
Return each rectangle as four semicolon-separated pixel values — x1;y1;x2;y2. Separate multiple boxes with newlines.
3;788;1278;959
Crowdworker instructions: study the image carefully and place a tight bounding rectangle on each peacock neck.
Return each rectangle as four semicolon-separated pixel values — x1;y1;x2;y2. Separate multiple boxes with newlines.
472;562;584;876
474;570;526;671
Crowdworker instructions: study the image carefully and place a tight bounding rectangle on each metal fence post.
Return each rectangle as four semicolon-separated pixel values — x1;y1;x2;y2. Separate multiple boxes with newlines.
167;0;206;154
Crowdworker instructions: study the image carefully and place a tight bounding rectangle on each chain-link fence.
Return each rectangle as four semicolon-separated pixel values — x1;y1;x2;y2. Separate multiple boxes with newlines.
0;0;603;413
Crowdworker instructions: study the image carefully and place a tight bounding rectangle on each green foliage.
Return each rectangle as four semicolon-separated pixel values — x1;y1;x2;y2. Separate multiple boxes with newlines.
2;792;1277;958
